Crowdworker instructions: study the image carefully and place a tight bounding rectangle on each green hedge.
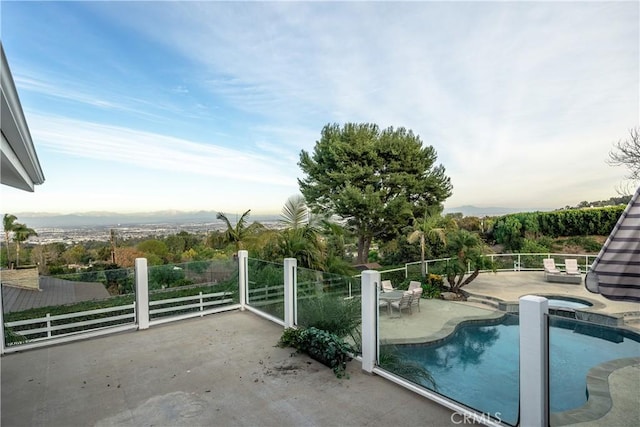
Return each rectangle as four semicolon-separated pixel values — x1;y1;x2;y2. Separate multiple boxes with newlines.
493;206;624;249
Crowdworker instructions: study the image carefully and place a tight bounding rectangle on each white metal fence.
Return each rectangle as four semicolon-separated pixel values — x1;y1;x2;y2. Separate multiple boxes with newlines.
149;291;234;319
1;259;240;353
401;253;598;278
5;303;136;342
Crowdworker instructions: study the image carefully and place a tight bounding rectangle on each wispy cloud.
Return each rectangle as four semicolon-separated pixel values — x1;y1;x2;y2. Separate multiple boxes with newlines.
27;113;298;188
4;1;637;214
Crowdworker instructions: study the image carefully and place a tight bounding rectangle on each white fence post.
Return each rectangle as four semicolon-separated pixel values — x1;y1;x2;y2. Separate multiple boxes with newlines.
46;313;52;337
0;286;5;355
361;270;380;374
520;295;549;427
238;250;248;309
135;258;150;330
284;258;297;328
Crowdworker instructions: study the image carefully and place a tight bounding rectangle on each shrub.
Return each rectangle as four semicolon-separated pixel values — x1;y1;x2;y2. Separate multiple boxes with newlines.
428;273;443;288
296;294;360;338
279;327;353;378
278;327;304;348
520;238;550;253
422;282;442;299
564;236;602;253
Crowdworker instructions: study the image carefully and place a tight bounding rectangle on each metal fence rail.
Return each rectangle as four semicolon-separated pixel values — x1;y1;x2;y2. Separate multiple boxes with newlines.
5;303;136;342
402;253;598;278
149;291;234;317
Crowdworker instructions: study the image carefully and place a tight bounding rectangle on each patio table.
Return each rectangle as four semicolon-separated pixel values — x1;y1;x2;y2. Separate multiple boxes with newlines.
379;290;404;315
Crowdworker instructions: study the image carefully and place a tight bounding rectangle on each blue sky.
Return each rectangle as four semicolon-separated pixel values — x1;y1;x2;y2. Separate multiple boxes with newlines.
1;0;638;215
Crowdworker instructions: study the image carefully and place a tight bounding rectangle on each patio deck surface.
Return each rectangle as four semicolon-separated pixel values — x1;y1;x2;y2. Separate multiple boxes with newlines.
1;310;460;427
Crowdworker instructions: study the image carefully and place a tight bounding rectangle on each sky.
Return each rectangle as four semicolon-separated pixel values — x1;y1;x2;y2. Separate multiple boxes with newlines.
1;0;638;216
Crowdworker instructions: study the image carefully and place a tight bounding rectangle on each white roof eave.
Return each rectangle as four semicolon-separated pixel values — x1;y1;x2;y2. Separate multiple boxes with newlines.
1;43;45;192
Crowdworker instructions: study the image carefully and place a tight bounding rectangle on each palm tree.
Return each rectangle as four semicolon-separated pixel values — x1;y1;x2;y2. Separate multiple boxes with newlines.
3;214;17;268
407;206;447;280
216;209;252;252
12;223;37;267
277;195;326;270
443;229;493;296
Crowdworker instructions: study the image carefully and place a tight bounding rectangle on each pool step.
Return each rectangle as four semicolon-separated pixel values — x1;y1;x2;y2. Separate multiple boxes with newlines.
623;312;640;326
466;295;500;309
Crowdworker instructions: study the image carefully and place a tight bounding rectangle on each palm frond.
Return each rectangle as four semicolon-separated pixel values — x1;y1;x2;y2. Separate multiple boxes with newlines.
235;209;252;234
280;195;307;229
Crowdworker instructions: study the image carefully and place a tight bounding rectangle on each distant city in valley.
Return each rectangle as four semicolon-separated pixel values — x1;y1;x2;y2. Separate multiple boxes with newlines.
6;206;547;245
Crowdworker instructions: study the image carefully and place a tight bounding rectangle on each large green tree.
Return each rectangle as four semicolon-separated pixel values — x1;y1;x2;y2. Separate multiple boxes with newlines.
299;123;452;263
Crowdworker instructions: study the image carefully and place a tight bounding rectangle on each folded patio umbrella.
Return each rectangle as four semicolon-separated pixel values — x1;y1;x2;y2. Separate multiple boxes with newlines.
585;186;640;302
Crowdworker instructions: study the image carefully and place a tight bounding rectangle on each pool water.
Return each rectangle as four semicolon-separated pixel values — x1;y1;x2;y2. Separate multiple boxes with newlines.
393;315;640;426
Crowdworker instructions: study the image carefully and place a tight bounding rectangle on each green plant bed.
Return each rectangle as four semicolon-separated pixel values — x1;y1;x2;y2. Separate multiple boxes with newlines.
279;327;353;378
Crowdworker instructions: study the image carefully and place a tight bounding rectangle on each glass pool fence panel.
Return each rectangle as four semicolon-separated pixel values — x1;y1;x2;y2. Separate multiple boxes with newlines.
148;259;238;320
548;315;640;426
488;254;519;271
3;268;136;347
422;258;451;276
246;258;285;321
380;267;407;285
296;267;362;355
378;294;520;427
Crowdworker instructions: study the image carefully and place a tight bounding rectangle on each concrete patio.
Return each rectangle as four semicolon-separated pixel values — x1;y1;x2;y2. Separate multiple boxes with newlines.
1;310;461;427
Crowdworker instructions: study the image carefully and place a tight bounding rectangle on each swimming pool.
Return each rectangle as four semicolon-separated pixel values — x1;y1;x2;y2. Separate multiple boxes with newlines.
391;315;640;426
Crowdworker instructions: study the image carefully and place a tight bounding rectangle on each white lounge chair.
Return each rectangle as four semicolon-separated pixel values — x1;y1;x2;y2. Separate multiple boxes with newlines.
543;258;561;279
565;259;581;275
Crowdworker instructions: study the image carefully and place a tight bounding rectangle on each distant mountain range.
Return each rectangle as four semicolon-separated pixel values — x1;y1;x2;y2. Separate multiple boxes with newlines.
6;206;551;228
6;210;280;229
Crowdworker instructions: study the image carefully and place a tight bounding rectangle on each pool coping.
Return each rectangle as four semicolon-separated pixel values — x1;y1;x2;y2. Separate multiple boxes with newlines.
550;357;640;426
465;290;640;331
380;309;505;346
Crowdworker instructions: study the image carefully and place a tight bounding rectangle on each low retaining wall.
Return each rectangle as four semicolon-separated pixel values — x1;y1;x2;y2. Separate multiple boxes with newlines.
0;267;39;290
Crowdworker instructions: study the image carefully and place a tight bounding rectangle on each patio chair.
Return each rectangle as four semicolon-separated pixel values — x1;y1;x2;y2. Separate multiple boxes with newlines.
381;280;395;293
565;259;581;275
408;281;421;292
410;287;422;313
543;258;561;279
390;291;413;317
379;299;390;314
